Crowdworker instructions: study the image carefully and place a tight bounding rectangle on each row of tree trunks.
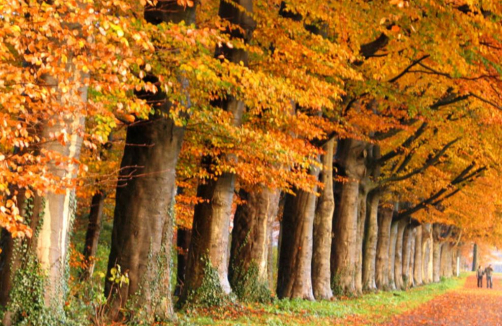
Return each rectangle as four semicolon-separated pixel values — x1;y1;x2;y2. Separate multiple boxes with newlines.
371;217;459;293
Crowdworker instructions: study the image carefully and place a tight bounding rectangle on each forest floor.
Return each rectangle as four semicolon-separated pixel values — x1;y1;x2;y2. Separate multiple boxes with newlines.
177;274;476;325
381;274;502;326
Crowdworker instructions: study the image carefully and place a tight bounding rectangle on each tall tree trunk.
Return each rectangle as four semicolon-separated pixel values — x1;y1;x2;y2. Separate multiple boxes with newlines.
413;225;423;286
33;65;86;312
388;220;398;290
375;206;392;290
394;218;407;290
1;79;85;324
229;186;279;301
422;223;433;283
182;0;255;303
105;3;195;321
105;102;186;320
472;243;478;271
277;166;319;300
452;245;460;276
401;225;413;289
331;138;366;295
354;191;366;295
440;242;453;278
175;228;192;296
432;240;442;283
267;194;280;291
362;190;379;292
312;139;334;300
0;228;14;308
80;191;106;280
0;189;28;308
409;233;415;288
1;193;45;325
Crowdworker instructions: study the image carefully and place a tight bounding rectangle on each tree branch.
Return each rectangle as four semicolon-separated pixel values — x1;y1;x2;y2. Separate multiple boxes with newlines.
469;93;502;111
394;163;485;220
358;33;389;61
377;122;428;164
387;55;430;83
383;137;460;184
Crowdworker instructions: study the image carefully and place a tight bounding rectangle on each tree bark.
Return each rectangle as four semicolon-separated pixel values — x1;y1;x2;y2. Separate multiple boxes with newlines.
432;239;442;283
0;193;45;325
276;165;319;300
409;233;415;288
354;191;366;295
80;191;106;280
394;218;408;290
331;138;367;295
312;139;334;300
388;220;398;290
472;243;478;271
0;228;14;308
175;228;192;296
440;242;453;278
267;193;280;290
401;225;413;289
0;189;28;308
375;205;392;290
182;0;255;303
422;223;433;283
27;65;86;312
229;186;279;300
0;63;85;319
105;104;186;320
104;3;195;321
362;190;379;292
413;225;423;286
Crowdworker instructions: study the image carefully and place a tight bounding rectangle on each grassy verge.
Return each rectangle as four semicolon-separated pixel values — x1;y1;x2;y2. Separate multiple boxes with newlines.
177;274;467;326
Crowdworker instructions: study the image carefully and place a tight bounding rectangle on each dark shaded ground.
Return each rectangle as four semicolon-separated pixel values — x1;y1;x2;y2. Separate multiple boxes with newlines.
381;275;502;326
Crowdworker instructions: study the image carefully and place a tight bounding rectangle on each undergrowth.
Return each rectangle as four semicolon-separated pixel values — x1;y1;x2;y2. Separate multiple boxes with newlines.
177;274;467;326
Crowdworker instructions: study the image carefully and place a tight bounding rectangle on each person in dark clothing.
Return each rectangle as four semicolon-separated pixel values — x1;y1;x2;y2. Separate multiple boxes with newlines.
477;265;484;288
485;264;494;289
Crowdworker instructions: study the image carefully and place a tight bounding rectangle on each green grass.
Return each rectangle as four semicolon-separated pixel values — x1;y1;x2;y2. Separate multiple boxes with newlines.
178;274;467;326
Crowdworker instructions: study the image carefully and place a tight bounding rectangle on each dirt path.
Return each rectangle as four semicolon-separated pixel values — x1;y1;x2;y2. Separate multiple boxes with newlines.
381;275;502;325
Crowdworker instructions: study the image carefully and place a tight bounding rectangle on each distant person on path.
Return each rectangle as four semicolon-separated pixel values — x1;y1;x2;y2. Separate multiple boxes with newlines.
477;265;484;288
485;264;494;289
